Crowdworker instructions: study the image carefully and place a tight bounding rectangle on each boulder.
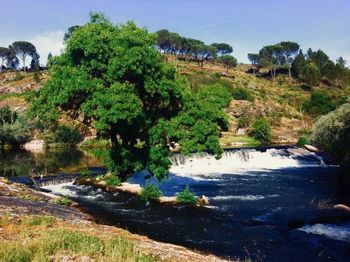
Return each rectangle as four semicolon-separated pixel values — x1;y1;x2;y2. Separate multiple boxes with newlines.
304;144;319;153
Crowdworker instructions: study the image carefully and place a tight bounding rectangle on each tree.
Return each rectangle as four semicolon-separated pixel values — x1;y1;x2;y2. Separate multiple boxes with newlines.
303;91;335;116
0;47;9;72
30;52;40;71
247;53;260;75
64;25;80;43
218;55;237;72
32;13;228;181
6;45;19;70
210;43;233;56
259;44;284;80
191;44;216;68
336;57;347;69
302;61;322;86
307;48;330;74
280;41;300;78
291;50;306;78
47;52;53;68
12;41;37;73
310;102;350;176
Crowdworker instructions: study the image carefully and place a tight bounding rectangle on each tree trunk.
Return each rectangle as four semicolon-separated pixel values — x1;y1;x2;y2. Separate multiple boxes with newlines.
288;65;292;78
23;56;26;74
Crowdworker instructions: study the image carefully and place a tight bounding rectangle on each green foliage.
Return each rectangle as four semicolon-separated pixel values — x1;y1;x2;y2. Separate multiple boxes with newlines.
55;196;72;206
237;116;251;128
33;71;41;83
303;91;335;116
14;71;23;81
232;87;254;101
186;72;232;91
302;61;321;86
297;135;309;146
139;184;162;202
24;216;56;227
176;185;197;205
250;118;271;144
310;102;350;164
104;174;121;186
32;14;228;180
52;125;82;146
0;110;32;146
218;55;237;71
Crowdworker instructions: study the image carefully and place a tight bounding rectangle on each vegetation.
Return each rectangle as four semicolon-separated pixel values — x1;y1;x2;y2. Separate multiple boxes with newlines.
52;125;83;146
104;173;122;186
176;186;197;205
232;87;254;101
0;107;32;146
139;184;162;202
55;196;72;206
303;91;335;116
32;13;229;181
250;118;272;144
310;102;350;166
0;215;156;262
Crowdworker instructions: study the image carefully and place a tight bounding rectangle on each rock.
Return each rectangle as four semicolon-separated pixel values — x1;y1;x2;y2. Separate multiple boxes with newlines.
304;144;319;153
334;204;350;214
236;128;245;135
23;140;45;153
198;195;209;206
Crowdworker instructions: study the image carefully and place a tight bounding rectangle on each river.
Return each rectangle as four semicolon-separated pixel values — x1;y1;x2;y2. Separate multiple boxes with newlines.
1;146;349;261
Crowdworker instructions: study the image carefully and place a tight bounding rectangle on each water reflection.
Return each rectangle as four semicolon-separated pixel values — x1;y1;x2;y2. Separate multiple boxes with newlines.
0;148;103;177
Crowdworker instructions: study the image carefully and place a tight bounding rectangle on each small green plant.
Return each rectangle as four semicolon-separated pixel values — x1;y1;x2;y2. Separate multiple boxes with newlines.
297;135;308;146
14;71;23;81
250;118;272;144
33;71;41;83
139;184;162;202
80;168;92;176
237;116;251;128
55;196;72;206
104;174;121;187
232;87;254;101
176;185;197;205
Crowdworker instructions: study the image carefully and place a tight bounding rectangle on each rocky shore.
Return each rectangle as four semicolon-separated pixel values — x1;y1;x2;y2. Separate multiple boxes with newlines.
0;178;229;262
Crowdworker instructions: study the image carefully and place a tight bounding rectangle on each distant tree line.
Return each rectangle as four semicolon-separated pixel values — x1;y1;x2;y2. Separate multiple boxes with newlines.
155;29;237;71
0;41;40;73
248;42;350;87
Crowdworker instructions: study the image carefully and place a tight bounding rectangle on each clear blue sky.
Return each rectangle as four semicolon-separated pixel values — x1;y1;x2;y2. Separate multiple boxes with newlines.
0;0;349;65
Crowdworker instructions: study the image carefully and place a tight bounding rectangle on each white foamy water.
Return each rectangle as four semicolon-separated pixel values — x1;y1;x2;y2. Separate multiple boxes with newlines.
42;182;77;197
169;148;323;177
299;223;350;243
212;194;279;201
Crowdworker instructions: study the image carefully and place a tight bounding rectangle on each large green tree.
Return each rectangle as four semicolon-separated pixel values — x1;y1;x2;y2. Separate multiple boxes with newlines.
12;41;37;73
32;13;228;180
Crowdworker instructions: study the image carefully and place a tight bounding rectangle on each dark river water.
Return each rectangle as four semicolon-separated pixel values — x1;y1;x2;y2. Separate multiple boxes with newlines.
1;147;350;261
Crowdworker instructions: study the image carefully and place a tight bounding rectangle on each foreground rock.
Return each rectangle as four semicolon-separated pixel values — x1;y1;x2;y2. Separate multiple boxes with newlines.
0;178;227;261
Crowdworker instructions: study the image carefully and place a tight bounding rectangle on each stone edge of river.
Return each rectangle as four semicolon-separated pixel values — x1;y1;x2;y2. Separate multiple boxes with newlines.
0;178;231;262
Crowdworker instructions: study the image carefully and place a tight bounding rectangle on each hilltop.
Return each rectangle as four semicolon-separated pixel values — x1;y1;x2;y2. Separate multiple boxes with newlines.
0;59;349;148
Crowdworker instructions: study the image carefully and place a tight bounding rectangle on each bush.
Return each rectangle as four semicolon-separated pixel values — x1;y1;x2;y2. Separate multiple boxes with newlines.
232;87;254;101
303;91;336;116
14;71;23;81
176;186;197;205
104;174;121;186
139;184;162;202
250;118;271;144
297;135;308;146
52;125;83;146
237;116;251;128
310;102;350;163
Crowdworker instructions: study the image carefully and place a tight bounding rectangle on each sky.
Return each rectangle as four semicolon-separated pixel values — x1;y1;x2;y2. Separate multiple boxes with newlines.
0;0;349;65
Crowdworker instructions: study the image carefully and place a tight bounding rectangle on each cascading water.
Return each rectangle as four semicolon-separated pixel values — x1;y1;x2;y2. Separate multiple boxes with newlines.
10;147;349;262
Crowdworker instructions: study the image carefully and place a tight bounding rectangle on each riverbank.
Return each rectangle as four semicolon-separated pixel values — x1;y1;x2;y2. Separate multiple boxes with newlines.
0;178;229;262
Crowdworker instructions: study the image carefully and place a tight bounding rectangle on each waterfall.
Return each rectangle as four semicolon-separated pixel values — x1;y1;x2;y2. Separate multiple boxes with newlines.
169;147;325;175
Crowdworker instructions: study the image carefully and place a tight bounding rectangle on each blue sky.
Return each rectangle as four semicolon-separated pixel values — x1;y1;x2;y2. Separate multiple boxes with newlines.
0;0;349;65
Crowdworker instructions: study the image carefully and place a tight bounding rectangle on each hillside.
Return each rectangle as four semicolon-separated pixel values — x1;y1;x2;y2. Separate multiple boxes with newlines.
0;60;349;147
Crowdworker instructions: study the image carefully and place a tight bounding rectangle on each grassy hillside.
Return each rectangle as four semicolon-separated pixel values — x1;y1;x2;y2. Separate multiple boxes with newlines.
1;59;349;148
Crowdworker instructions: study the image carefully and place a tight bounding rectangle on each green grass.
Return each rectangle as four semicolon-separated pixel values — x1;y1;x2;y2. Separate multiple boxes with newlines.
55;196;72;206
79;138;111;149
221;136;261;147
0;215;156;262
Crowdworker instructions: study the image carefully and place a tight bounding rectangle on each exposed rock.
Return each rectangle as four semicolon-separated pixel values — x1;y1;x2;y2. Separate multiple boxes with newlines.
23;139;45;153
334;204;350;214
304;144;320;153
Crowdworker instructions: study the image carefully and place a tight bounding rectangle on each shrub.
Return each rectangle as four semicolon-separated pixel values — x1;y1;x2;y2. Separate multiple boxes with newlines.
297;135;308;146
303;91;336;116
250;118;271;144
310;102;350;163
0;111;32;146
33;71;41;83
139;184;162;202
232;87;254;101
176;185;197;205
14;71;23;81
104;174;121;187
52;125;83;146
